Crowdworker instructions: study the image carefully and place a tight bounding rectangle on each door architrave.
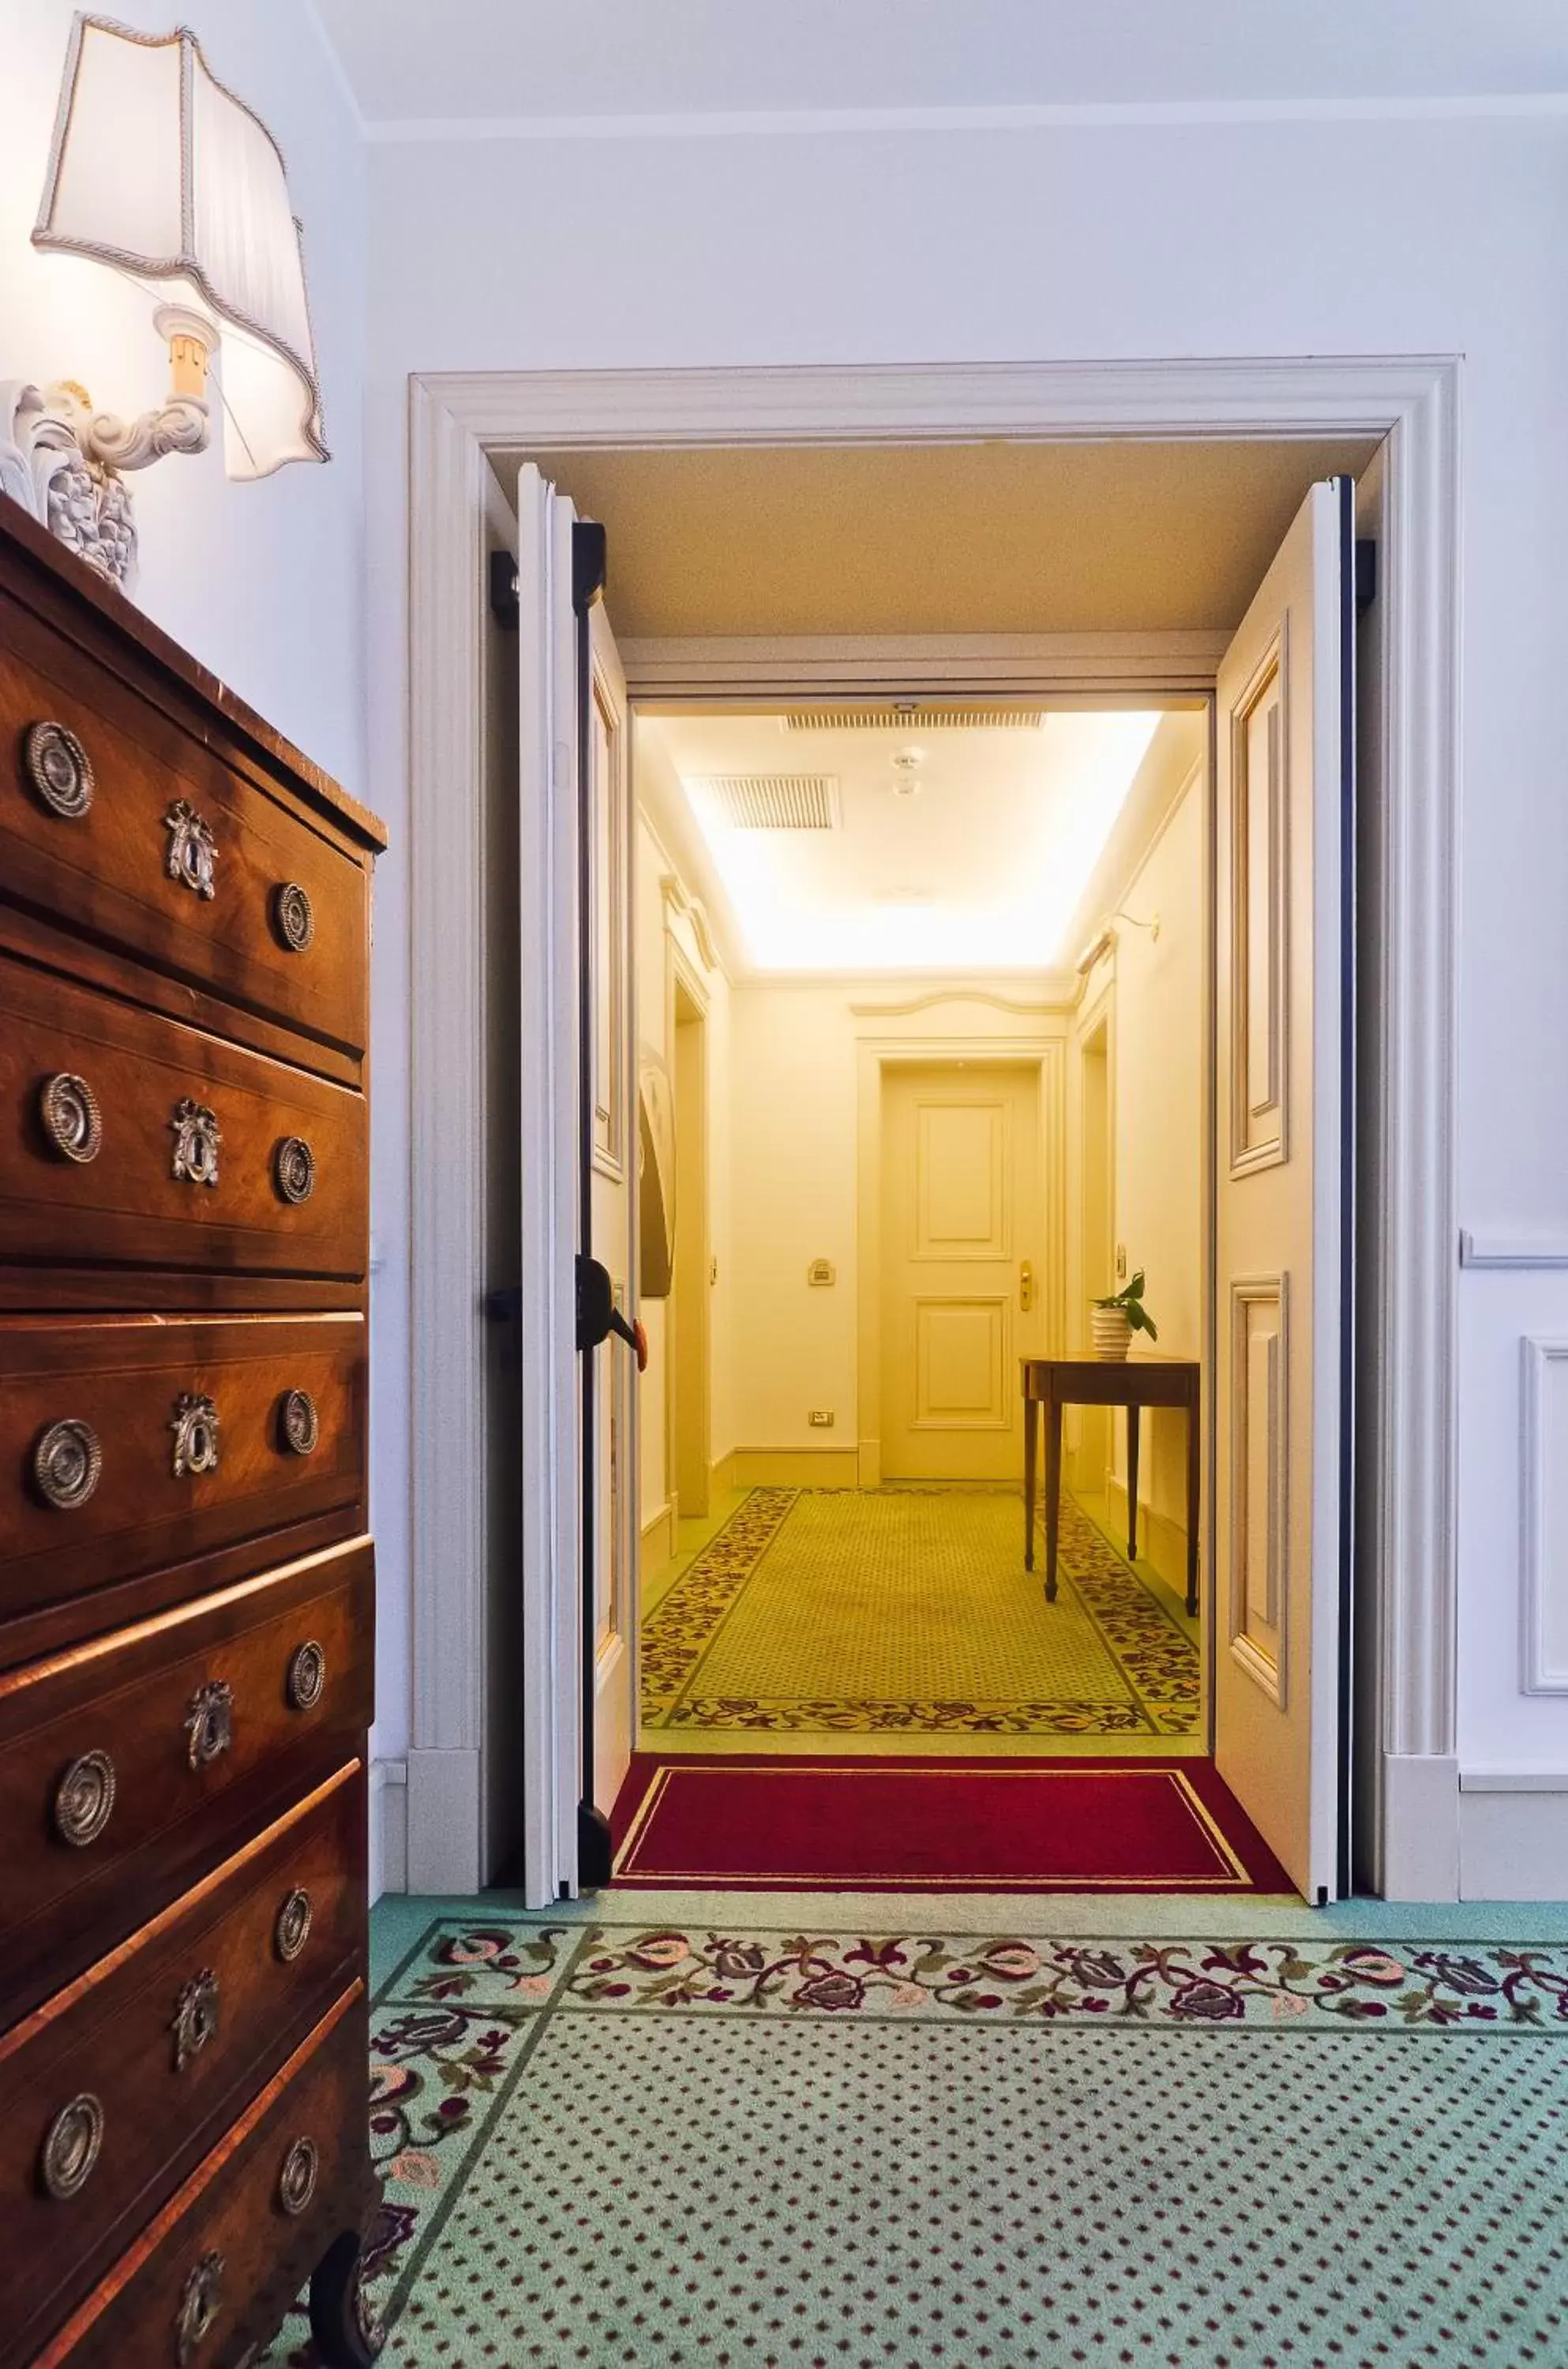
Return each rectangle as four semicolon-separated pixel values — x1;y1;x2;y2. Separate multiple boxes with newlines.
406;356;1460;1905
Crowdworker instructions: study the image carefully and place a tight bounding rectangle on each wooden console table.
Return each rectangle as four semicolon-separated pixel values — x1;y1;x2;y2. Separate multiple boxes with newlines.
1022;1355;1201;1616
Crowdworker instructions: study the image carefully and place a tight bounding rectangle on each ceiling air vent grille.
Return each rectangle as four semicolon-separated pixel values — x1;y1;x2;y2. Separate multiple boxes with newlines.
692;773;840;830
783;708;1044;733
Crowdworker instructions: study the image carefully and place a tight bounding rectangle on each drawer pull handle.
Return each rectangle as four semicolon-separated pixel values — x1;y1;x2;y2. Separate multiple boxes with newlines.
184;1679;233;1770
273;880;315;952
164;798;219;899
175;2250;224;2365
278;2134;320;2217
54;1749;116;1846
34;1417;103;1511
274;1135;316;1204
171;1391;222;1477
279;1387;321;1456
39;1071;103;1163
172;1969;220;2071
171;1097;223;1188
24;720;95;820
287;1640;326;1713
275;1886;313;1962
39;2093;104;2199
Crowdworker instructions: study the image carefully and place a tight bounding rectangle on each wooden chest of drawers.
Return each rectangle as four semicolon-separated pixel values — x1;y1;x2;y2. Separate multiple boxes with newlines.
0;496;385;2368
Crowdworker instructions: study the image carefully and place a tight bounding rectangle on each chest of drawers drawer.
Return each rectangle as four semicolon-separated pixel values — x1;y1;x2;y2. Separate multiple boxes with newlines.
2;588;369;1075
0;951;366;1305
0;1763;363;2363
32;1982;372;2369
0;1312;364;1659
0;1536;373;2028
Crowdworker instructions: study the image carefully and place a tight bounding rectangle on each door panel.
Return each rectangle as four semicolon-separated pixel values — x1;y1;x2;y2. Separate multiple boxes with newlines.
513;467;638;1905
1214;477;1351;1902
882;1064;1042;1481
584;601;636;1818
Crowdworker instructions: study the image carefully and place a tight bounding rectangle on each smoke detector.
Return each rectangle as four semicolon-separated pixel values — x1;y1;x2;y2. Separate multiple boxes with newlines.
891;746;925;798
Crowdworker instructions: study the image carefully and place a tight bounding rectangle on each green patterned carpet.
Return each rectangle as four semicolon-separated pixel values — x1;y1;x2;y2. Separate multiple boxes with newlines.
640;1485;1199;1742
257;1914;1568;2367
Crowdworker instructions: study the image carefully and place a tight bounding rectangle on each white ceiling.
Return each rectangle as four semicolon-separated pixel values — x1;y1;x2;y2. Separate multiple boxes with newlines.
647;708;1170;975
312;1;1568;126
510;440;1377;639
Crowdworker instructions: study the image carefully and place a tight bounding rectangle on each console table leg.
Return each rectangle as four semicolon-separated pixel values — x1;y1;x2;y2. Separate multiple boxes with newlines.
1044;1396;1062;1603
1126;1404;1140;1561
1186;1397;1201;1619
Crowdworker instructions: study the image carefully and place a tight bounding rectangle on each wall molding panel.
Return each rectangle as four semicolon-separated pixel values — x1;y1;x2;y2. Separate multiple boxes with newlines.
1460;1231;1568;1270
1521;1336;1568;1694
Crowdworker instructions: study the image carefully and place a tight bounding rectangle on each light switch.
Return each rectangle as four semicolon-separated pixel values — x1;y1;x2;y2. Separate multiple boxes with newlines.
1116;1243;1128;1281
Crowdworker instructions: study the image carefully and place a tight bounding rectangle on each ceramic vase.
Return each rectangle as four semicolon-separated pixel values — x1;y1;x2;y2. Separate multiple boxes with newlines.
1090;1304;1132;1361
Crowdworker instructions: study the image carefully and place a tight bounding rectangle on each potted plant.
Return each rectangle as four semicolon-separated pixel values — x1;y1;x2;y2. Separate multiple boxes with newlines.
1090;1271;1158;1361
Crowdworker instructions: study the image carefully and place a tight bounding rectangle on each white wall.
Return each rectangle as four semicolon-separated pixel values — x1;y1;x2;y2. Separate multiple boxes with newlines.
726;982;1064;1457
632;790;733;1515
362;100;1568;1889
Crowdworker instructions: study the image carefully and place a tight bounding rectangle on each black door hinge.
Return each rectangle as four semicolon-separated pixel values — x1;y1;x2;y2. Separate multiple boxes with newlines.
572;520;607;616
1354;539;1377;614
489;550;520;628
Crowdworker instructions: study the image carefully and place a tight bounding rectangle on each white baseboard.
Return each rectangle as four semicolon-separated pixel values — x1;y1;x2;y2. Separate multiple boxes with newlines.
1458;1770;1568;1898
722;1445;861;1488
1381;1753;1460;1901
370;1756;408;1902
1104;1475;1189;1601
406;1747;482;1895
640;1500;677;1580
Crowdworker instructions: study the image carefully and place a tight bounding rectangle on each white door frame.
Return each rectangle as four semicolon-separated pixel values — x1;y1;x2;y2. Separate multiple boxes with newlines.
406;356;1460;1903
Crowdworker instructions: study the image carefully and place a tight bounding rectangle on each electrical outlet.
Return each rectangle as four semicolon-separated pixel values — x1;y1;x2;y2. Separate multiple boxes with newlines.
807;1258;836;1286
808;1410;835;1429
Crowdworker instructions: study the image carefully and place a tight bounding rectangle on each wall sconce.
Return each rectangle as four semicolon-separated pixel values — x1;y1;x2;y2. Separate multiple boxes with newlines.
0;13;327;591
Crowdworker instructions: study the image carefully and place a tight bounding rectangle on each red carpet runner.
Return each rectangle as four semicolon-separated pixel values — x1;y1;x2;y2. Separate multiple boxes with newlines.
610;1754;1294;1894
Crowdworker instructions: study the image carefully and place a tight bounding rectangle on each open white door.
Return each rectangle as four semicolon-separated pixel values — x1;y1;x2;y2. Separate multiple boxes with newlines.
1214;477;1353;1904
515;464;640;1906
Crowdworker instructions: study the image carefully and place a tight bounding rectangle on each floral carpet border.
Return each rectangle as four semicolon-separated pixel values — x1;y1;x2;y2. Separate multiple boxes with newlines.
255;1917;1568;2365
641;1485;1199;1735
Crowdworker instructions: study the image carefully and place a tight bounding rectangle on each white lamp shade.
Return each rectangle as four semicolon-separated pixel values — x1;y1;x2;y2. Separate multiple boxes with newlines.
34;14;327;481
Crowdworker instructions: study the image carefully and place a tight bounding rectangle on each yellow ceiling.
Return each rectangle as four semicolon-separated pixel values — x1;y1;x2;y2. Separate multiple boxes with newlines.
505;436;1379;640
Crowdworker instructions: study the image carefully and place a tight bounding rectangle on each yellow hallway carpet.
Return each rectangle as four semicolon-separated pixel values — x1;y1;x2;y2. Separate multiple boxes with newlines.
640;1485;1201;1755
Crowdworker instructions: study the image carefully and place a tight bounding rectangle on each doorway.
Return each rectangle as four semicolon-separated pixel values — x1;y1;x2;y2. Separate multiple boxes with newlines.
403;355;1459;1905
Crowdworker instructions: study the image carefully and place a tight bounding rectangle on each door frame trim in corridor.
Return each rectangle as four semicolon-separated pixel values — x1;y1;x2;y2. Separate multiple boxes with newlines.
403;355;1460;1905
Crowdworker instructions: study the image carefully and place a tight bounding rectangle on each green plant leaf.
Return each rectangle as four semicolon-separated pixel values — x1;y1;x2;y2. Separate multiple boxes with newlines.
1126;1271;1146;1298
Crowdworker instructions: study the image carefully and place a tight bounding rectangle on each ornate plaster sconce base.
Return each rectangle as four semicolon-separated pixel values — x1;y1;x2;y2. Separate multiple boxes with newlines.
1;339;211;595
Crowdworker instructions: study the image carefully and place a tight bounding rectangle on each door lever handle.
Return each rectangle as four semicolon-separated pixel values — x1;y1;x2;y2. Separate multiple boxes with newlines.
1019;1260;1035;1313
576;1255;648;1372
609;1307;650;1372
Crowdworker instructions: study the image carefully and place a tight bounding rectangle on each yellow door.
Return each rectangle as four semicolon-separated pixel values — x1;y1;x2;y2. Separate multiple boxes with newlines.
881;1063;1043;1481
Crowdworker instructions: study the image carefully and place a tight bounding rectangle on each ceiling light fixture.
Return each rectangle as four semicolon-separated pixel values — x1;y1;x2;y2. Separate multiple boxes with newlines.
891;746;925;797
